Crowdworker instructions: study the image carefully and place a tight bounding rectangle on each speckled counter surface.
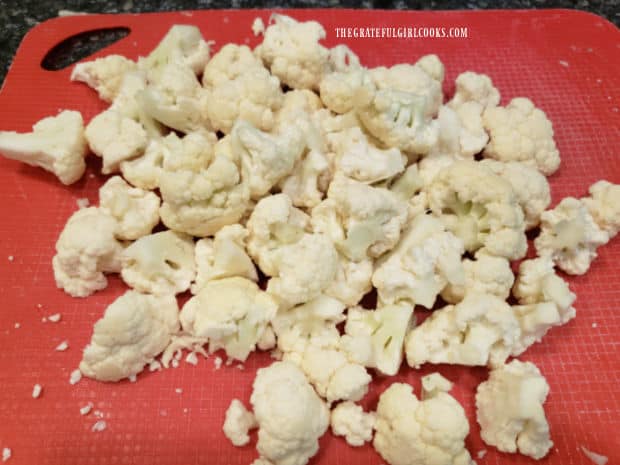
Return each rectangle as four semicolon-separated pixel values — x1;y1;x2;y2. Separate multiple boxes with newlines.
0;0;618;86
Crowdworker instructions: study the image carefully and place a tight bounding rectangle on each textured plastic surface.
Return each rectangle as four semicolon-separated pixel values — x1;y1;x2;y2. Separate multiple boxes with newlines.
0;8;618;465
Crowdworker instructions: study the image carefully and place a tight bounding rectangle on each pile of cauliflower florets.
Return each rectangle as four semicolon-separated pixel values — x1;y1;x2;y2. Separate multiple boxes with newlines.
0;15;619;465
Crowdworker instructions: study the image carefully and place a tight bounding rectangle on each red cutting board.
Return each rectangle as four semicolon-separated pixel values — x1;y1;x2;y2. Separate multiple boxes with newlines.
0;8;619;465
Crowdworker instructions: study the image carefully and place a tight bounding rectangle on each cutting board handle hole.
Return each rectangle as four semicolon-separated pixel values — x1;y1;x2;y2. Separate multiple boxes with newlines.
40;27;130;71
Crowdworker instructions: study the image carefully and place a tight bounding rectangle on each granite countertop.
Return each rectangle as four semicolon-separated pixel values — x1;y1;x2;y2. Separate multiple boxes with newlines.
0;0;618;86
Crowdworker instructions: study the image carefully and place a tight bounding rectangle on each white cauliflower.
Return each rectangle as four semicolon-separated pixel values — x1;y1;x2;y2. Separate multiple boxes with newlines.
0;110;87;185
583;180;620;238
476;360;553;459
250;361;329;465
372;214;465;309
374;382;474;465
223;399;258;446
330;401;375;447
180;277;277;361
202;43;265;87
191;224;257;294
279;149;330;208
534;197;609;275
428;160;527;260
71;55;137;102
405;293;520;368
448;71;500;110
121;230;196;295
319;66;372;115
324;255;373;307
434;103;488;158
421;372;454;398
120;137;167;190
52;207;123;297
483;97;560;175
98;176;160;240
79;291;179;382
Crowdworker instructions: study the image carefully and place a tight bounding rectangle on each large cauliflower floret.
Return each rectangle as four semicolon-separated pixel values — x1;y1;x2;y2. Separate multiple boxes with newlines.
582;180;620;238
98;176;160;240
480;159;551;229
341;304;414;376
330;401;375;447
250;361;330;465
191;224;257;294
121;230;196;295
52;207;124;298
180;277;277;361
0;110;87;185
476;360;553;460
312;174;408;261
448;71;500;110
483;97;560;176
405;293;520;368
79;291;179;382
428;160;527;260
223;399;258;447
373;382;474;465
71;55;137;102
256;14;330;90
442;251;515;304
372;214;465;309
534;197;609;275
159;133;251;237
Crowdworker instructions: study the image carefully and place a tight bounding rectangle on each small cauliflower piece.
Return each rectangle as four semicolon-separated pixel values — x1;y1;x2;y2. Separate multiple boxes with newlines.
374;382;474;465
250;361;330;465
319;67;372;115
120;137;166;190
324;254;373;307
0;110;87;185
71;55;137;102
476;360;553;459
330;401;375;447
53;207;123;297
98;176;160;240
582;180;620;238
434;103;488;158
202;43;264;87
223;399;258;446
421;372;454;398
428;160;527;260
405;293;520;368
448;71;500;110
79;291;179;382
121;230;196;295
181;277;278;361
534;197;609;275
483;97;560;175
280;149;330;208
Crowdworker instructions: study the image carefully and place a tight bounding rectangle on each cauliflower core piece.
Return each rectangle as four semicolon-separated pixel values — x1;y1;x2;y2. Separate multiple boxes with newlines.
0;110;87;185
448;71;500;110
99;176;160;240
483;97;560;176
223;399;258;446
121;231;196;295
250;361;329;465
476;360;553;459
583;180;620;238
330;401;375;447
405;293;520;368
534;197;609;275
53;207;123;297
79;291;179;382
181;277;278;361
374;382;474;465
71;55;137;102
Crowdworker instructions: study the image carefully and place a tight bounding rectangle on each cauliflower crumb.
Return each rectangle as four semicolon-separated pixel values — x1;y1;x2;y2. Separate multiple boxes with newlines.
32;384;43;398
47;313;61;322
175;388;183;394
55;340;69;351
171;359;179;368
94;410;104;418
185;352;199;366
13;323;20;329
128;374;137;383
580;446;608;465
477;449;487;459
214;356;223;370
80;403;93;415
91;420;107;432
252;17;266;36
69;369;82;385
592;323;598;328
149;360;162;371
559;60;569;67
7;255;13;262
2;448;10;462
76;198;90;209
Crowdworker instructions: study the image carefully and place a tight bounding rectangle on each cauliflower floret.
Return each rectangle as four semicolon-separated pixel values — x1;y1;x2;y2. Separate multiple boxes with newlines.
280;150;330;208
341;304;414;376
330;401;375;447
442;252;514;304
405;293;520;368
223;399;258;446
372;214;465;309
256;14;330;90
435;103;488;158
119;138;165;190
374;382;474;465
0;110;87;185
79;291;179;382
421;372;454;398
448;71;500;110
250;361;330;465
312;174;408;261
121;230;196;295
52;207;123;297
98;176;160;240
203;43;264;86
325;255;373;307
319;67;372;114
483;97;560;176
476;360;553;459
181;277;277;361
428;160;527;260
415;54;445;83
534;197;609;275
583;180;620;238
71;55;137;102
191;224;257;294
